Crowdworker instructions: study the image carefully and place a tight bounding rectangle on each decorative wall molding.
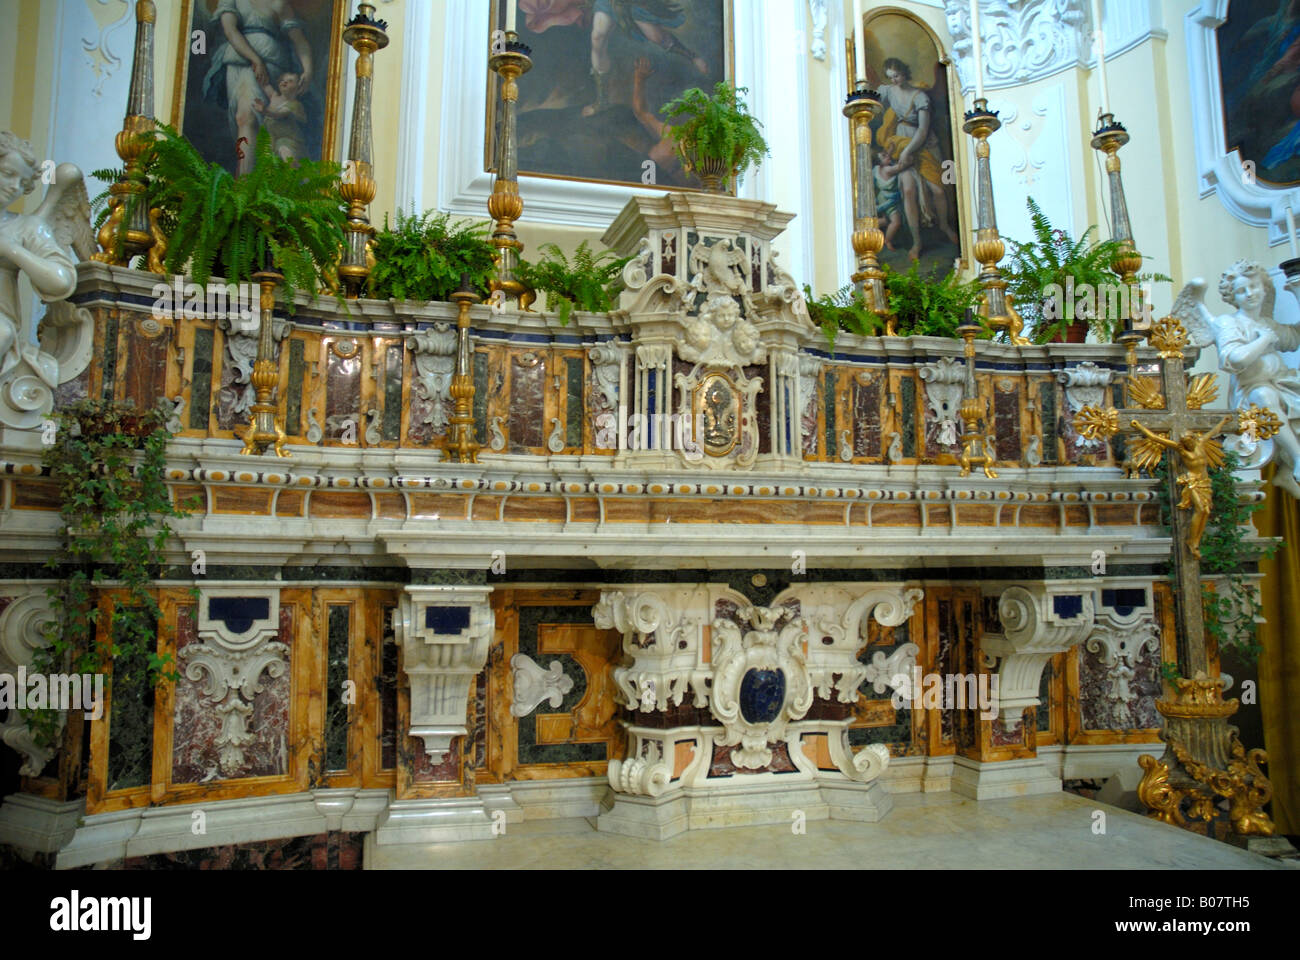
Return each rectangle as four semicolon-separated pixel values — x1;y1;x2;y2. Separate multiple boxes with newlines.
808;0;828;60
0;593;60;776
185;589;287;777
981;583;1095;721
397;586;494;762
942;0;1164;93
1186;0;1300;242
409;324;457;439
509;653;574;717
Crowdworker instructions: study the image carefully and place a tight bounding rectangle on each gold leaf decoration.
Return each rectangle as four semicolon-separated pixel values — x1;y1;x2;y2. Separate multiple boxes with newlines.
1185;373;1219;411
1239;404;1282;442
1073;405;1119;441
1127;376;1165;410
1149;317;1190;360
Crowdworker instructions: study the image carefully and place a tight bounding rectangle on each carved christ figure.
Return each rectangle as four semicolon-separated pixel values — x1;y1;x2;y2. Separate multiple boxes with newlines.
1130;415;1231;560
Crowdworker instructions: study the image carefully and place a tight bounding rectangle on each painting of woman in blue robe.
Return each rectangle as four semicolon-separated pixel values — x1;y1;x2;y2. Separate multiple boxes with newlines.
1219;0;1300;186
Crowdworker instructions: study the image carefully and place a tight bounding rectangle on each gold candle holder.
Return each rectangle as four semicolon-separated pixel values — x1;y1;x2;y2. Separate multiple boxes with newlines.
240;270;290;458
843;85;893;331
338;3;389;298
957;310;996;478
445;281;481;463
963;99;1027;346
92;0;166;272
489;32;535;311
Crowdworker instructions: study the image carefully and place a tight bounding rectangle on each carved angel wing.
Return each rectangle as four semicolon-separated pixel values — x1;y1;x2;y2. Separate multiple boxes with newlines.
1128;434;1169;474
33;163;95;262
1170;279;1217;349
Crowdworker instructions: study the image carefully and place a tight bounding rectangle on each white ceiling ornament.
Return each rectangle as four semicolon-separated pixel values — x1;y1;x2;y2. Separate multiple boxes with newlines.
1186;0;1300;241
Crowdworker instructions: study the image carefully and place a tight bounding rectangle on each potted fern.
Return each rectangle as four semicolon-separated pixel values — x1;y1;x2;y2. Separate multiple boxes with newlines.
805;264;981;349
660;83;769;193
145;124;347;305
1005;198;1169;344
368;210;497;303
514;241;631;325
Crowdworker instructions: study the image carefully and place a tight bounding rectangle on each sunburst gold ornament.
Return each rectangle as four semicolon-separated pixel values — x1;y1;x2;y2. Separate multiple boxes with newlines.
1185;373;1219;411
1127;376;1165;410
1073;405;1120;441
1239;404;1282;443
1148;316;1190;360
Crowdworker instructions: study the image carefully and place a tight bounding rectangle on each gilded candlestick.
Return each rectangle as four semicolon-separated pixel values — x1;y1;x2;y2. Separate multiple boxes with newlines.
445;282;481;463
339;3;389;299
489;32;535;311
92;0;166;272
843;85;893;330
957;309;996;478
963;100;1027;345
1092;114;1146;344
239;270;290;458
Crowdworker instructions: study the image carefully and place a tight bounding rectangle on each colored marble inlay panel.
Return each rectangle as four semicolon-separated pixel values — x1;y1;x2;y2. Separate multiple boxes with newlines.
1110;382;1127;466
473;351;489;444
107;608;156;792
171;606;292;784
286;339;304;437
824;370;837;460
101;310;119;401
708;741;797;776
1040;380;1059;464
124;326;168;411
565;356;583;449
510;359;545;451
380;605;399;770
1078;633;1161;730
326;353;362;442
1037;658;1053;734
383;345;403;443
325;605;351;772
190;327;214;430
853;377;882;458
411;736;461;783
120;832;364;870
516;606;607;765
994;384;1022;462
900;376;917;458
53;367;89;410
849;619;914;753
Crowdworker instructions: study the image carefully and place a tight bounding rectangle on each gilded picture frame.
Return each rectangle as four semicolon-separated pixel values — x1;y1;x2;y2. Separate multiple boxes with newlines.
485;0;736;192
850;7;971;278
170;0;348;175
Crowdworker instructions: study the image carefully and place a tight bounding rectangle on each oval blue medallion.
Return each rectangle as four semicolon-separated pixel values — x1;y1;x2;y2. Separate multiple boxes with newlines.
739;669;785;724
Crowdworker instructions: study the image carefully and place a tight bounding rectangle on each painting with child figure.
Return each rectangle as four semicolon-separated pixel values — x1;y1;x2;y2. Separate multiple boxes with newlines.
1217;0;1300;187
488;0;733;190
859;11;965;279
172;0;347;176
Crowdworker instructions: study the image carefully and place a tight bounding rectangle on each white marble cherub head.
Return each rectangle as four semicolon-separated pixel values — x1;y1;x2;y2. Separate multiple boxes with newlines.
1218;260;1270;317
0;131;39;213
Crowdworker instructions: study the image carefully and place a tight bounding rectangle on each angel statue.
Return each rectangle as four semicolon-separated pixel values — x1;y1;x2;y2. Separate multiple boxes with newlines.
0;130;95;433
1130;415;1231;560
1172;260;1300;498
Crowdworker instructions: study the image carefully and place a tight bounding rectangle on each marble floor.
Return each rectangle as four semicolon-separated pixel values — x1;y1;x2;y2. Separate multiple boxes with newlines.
366;791;1284;870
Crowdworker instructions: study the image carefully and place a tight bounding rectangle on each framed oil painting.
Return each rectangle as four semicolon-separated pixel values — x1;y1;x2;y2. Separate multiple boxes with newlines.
1217;0;1300;188
171;0;348;176
857;10;966;279
487;0;734;190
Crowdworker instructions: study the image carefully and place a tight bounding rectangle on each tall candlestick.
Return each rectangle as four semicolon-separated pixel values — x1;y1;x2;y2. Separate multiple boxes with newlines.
1091;0;1110;116
1288;205;1299;259
506;0;517;34
969;0;984;102
852;0;865;84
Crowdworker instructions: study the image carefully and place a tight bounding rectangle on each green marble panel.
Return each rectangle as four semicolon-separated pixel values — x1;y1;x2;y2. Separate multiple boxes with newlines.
383;345;403;443
824;370;837;460
190;327;214;430
325;605;351;771
901;377;917;458
473;351;489;445
285;338;304;437
101;311;119;402
566;357;583;449
516;605;606;765
107;609;155;791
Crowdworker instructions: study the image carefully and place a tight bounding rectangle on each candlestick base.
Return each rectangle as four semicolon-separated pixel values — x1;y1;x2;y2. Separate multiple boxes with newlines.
1280;258;1300;280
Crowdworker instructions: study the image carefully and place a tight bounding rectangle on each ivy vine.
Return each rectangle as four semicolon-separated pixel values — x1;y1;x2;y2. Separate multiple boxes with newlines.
23;399;195;751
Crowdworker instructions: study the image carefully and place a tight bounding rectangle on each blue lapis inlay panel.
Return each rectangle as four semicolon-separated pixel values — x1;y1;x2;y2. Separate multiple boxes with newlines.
739;668;786;725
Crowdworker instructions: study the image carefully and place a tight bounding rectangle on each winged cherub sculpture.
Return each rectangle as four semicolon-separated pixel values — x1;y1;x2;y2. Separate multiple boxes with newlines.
0;131;95;432
1171;260;1300;498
